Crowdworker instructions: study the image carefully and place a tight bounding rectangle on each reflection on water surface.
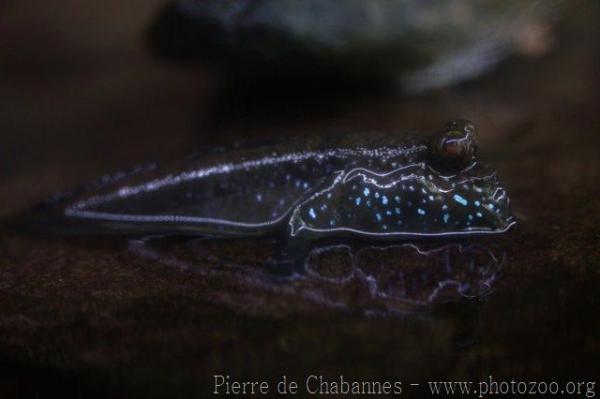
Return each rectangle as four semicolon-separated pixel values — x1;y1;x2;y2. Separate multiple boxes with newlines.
130;237;505;316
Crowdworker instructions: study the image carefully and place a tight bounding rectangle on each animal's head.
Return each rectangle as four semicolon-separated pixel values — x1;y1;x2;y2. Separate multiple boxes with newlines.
290;120;515;238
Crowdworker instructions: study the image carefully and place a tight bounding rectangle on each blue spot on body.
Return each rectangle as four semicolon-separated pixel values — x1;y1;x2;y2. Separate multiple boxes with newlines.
375;213;382;222
309;208;317;219
474;200;481;207
453;194;468;206
468;214;474;221
417;208;426;215
395;208;401;215
381;195;389;205
443;213;450;223
363;187;370;197
375;192;380;199
355;197;361;206
476;212;483;218
394;196;401;203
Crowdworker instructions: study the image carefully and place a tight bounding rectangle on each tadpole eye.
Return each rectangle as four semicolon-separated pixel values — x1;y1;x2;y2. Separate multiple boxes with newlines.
428;119;478;171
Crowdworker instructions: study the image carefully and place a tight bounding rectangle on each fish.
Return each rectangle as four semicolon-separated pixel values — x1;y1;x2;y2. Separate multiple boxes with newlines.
23;120;515;241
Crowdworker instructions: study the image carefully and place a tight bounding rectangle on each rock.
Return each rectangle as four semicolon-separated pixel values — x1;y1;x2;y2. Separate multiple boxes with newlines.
148;0;561;92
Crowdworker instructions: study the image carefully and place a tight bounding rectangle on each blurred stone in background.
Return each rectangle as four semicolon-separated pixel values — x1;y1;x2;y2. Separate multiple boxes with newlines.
149;0;561;93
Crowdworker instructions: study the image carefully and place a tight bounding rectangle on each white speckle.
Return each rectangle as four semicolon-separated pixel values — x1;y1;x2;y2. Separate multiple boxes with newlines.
355;197;362;206
309;208;317;219
417;208;426;215
256;193;263;202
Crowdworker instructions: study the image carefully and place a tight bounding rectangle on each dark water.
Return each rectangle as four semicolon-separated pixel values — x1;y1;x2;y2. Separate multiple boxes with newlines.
0;1;599;398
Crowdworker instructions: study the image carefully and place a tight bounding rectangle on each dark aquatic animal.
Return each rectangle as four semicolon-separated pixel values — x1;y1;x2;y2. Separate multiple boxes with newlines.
30;120;515;240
